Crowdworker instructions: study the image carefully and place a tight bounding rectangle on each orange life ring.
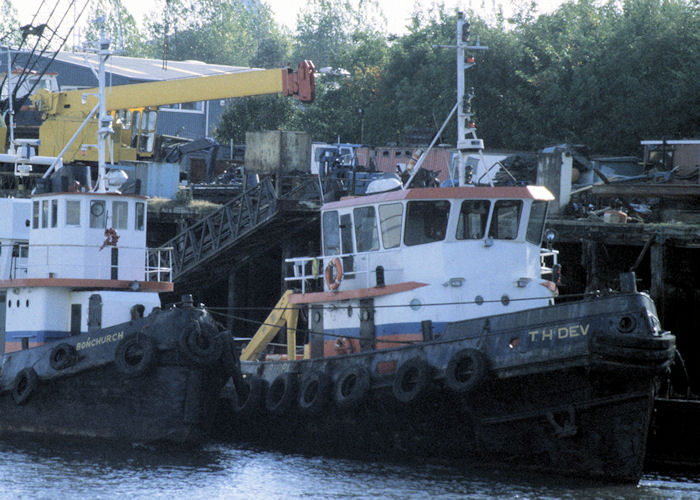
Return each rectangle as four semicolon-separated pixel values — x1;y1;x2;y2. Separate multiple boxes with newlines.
324;257;343;290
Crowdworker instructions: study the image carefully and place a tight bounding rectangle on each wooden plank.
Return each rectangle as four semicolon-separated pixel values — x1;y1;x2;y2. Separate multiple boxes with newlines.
591;184;700;198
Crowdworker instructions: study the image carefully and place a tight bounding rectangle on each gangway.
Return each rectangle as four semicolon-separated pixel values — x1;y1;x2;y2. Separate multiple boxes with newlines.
160;176;320;289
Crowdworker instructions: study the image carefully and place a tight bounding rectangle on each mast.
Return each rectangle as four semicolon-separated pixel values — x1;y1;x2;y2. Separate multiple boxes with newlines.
404;13;489;189
96;17;113;193
455;12;488;186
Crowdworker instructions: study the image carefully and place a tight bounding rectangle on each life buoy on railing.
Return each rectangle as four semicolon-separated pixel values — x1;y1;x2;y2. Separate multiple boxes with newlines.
100;227;119;251
324;257;343;290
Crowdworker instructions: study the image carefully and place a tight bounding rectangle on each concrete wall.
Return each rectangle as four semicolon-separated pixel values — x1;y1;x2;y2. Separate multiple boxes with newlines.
245;131;311;174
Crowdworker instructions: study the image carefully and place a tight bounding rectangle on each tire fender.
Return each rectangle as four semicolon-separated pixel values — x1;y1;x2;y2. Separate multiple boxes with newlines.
50;342;78;371
179;320;223;366
298;371;331;414
114;333;157;378
233;375;266;418
392;358;430;403
265;372;299;414
12;367;38;405
444;348;487;393
333;365;370;407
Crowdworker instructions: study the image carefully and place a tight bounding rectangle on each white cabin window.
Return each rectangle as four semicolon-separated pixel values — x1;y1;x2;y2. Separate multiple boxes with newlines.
404;201;450;246
66;200;81;226
89;200;106;229
135;202;145;231
112;201;128;229
488;200;523;240
353;206;379;252
456;200;490;240
526;201;548;245
379;203;403;249
322;211;340;255
41;200;48;228
32;201;39;228
51;200;58;227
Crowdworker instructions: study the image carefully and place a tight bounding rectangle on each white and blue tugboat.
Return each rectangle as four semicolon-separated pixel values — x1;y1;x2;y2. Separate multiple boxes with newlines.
0;24;231;443
220;14;675;482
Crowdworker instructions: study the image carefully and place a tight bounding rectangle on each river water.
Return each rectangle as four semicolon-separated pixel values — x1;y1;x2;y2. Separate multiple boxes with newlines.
0;437;698;499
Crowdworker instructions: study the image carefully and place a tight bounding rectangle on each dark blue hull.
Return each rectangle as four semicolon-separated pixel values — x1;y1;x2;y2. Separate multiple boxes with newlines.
219;291;675;482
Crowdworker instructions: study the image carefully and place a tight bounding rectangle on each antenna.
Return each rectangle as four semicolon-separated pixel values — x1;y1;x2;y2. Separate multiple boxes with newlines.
162;0;170;70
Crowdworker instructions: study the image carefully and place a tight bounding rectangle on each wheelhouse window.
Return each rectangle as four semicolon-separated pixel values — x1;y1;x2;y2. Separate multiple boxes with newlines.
456;200;490;240
526;201;548;245
112;201;128;230
488;200;523;240
32;201;39;228
41;200;48;228
51;199;58;227
66;200;81;226
353;206;379;252
322;211;340;255
404;200;450;246
89;200;106;229
135;202;145;231
379;203;403;249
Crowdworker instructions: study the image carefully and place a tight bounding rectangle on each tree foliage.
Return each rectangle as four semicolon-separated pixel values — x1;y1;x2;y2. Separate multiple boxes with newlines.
83;0;145;56
214;94;298;144
145;0;289;67
70;0;700;155
0;0;21;48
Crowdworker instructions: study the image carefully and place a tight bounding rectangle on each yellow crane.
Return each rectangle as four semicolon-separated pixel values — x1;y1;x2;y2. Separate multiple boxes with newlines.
21;61;315;163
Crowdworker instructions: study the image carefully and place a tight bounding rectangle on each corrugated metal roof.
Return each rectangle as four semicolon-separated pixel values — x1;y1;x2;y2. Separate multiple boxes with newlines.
51;52;256;82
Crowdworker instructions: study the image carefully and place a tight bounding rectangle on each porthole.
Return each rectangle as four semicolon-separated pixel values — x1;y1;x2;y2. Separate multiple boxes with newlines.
16;299;19;307
475;295;484;305
25;300;29;307
501;295;510;306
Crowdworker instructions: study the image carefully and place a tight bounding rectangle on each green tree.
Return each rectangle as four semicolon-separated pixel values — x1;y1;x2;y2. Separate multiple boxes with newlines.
214;94;298;144
145;0;290;67
83;0;145;56
291;0;388;143
0;0;20;47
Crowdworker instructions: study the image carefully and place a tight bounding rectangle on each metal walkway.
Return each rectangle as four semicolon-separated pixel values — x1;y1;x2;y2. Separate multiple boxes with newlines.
160;177;320;287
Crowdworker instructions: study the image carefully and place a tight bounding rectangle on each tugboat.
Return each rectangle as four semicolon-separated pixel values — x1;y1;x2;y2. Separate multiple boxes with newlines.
0;25;231;443
220;14;675;482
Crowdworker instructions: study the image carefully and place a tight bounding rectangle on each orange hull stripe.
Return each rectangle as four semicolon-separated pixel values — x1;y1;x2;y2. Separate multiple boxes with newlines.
0;278;173;292
289;281;428;304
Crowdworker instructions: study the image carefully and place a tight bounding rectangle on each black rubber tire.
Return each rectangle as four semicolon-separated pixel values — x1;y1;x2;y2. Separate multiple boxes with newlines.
333;365;370;407
265;372;299;414
298;371;331;415
392;358;430;403
179;321;223;366
49;342;77;371
233;375;266;418
444;349;487;393
12;367;38;405
114;334;157;378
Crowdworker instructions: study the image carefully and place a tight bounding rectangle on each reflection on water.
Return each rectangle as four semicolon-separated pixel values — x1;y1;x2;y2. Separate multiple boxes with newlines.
0;436;697;499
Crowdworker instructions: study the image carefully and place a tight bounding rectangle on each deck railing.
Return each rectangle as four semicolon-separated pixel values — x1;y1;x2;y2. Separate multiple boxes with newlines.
9;243;173;282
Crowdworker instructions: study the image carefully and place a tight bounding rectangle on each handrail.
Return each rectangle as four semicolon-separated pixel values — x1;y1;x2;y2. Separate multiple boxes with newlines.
163;177;279;281
9;243;173;282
